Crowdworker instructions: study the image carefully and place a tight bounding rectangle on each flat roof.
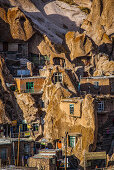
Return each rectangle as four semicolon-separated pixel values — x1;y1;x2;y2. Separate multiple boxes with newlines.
61;97;83;103
32;155;53;159
95;95;114;99
0;139;11;145
11;137;33;142
14;76;46;80
0;137;33;144
80;76;114;79
39;149;61;153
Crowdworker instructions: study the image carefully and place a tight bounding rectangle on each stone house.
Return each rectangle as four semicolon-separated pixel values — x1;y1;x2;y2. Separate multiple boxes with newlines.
15;76;46;93
28;149;62;170
60;98;82;118
80;76;114;95
59;98;83;150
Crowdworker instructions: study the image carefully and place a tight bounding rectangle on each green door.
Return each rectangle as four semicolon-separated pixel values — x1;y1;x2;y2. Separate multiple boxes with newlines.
26;82;34;93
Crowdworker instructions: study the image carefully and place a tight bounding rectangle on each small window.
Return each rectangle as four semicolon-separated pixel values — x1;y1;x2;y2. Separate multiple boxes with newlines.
69;136;75;148
24;144;30;154
98;101;104;112
54;72;62;83
0;148;7;160
23;124;28;132
70;104;74;114
41;101;45;108
94;81;99;89
33;124;38;131
111;82;114;92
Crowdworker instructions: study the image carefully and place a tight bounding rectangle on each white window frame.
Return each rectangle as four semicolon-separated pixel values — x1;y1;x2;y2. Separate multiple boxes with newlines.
98;101;104;112
54;72;62;83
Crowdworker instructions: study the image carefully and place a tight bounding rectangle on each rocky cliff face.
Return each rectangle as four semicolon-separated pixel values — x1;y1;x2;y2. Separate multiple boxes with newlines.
0;0;87;43
0;6;35;41
0;55;42;126
43;90;97;163
0;0;113;166
81;0;113;45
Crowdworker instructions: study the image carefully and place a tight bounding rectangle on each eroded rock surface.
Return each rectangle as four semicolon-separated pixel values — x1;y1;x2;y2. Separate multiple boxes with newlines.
81;0;113;45
94;55;114;76
43;90;97;163
0;6;35;41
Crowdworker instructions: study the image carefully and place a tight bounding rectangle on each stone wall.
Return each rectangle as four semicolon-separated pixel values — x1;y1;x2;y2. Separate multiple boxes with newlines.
28;156;56;170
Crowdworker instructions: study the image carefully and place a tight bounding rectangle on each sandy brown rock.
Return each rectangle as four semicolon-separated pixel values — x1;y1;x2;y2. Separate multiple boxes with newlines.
43;92;97;164
0;55;41;127
74;0;92;8
94;55;114;76
65;32;95;61
7;7;35;41
81;0;113;46
14;93;40;124
0;6;35;41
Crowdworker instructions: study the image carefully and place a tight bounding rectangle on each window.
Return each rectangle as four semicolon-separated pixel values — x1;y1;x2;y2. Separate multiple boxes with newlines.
0;148;7;160
23;124;28;132
94;81;99;89
24;144;30;154
54;72;62;83
69;136;75;148
26;82;34;92
98;101;104;112
70;104;74;114
41;101;45;108
111;82;114;92
33;123;38;131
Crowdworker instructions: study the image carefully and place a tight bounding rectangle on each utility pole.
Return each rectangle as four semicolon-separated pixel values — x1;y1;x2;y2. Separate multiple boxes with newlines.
65;132;68;170
39;53;40;65
17;125;20;166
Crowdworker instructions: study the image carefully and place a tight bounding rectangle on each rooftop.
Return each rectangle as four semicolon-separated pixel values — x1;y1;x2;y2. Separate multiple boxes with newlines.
80;76;114;79
0;139;11;145
14;76;46;80
61;97;83;103
0;137;33;144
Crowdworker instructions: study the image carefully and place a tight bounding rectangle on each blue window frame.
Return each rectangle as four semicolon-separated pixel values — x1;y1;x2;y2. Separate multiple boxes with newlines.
70;104;74;114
